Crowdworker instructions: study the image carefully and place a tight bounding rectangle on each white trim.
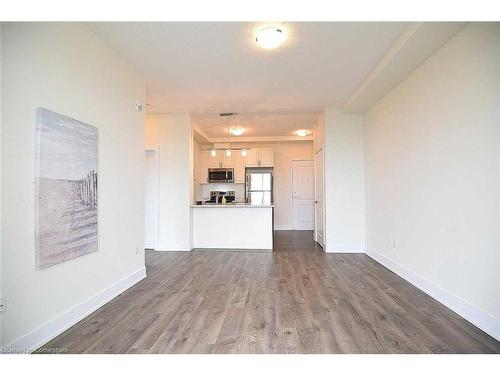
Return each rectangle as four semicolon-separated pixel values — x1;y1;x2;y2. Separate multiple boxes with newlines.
366;247;500;342
4;267;147;353
198;135;313;143
274;224;293;231
144;146;160;250
153;248;191;252
314;148;325;247
326;243;365;253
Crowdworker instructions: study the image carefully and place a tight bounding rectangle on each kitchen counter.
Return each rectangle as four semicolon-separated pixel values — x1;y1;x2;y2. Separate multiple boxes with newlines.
191;204;273;250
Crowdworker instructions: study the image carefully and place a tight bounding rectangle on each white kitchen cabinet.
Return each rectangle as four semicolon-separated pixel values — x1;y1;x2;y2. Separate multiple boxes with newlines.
258;148;274;167
245;148;273;167
208;150;221;168
233;150;246;183
245;148;258;167
208;150;233;168
220;150;234;168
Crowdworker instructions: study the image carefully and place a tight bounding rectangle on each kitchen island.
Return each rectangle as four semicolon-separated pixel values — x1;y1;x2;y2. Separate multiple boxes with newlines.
191;204;274;250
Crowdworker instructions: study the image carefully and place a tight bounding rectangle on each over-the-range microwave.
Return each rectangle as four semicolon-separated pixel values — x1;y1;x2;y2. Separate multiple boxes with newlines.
208;168;234;183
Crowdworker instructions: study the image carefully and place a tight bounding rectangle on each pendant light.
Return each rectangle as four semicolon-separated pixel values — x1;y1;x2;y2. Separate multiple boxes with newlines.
225;114;232;157
211;112;246;158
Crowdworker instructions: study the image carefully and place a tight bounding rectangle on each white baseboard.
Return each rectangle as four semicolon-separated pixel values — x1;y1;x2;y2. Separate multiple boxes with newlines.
153;248;191;252
5;267;147;353
274;225;293;231
326;243;365;253
365;248;500;342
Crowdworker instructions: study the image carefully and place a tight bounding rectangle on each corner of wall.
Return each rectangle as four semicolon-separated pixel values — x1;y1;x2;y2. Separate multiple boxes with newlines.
322;107;365;253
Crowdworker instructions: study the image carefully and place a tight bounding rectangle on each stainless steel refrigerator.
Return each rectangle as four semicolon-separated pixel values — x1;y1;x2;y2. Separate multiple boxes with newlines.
245;168;273;205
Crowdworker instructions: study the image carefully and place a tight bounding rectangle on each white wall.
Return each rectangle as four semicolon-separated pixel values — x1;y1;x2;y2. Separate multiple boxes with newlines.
145;114;192;251
322;108;365;252
364;23;500;339
1;23;146;349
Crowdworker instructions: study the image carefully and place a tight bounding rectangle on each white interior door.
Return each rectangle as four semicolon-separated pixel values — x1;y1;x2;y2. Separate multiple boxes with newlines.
145;149;158;249
314;150;324;247
292;160;315;230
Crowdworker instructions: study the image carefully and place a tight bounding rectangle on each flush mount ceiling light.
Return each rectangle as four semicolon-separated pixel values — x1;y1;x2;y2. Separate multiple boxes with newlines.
229;127;246;136
295;129;312;137
255;26;287;50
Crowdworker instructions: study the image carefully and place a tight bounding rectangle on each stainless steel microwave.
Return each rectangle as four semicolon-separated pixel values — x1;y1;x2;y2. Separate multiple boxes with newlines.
208;168;234;183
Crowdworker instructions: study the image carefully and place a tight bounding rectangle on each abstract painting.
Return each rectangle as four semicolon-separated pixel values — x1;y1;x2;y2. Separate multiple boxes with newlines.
35;108;98;269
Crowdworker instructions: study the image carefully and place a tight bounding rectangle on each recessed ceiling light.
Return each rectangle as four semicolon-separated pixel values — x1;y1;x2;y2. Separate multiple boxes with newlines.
295;129;312;137
255;26;287;50
229;127;246;136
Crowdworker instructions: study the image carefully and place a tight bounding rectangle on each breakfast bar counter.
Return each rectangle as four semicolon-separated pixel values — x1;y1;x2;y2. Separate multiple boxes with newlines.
191;204;274;250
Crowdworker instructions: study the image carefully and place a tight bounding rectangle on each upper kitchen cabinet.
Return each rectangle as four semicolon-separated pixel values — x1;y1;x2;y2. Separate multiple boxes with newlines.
233;150;246;183
245;148;259;167
258;148;274;167
208;150;220;168
208;150;233;168
245;148;274;167
220;150;234;168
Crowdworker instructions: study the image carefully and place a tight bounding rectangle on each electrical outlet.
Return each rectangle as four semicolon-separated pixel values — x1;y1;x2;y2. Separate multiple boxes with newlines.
135;246;139;255
0;296;6;313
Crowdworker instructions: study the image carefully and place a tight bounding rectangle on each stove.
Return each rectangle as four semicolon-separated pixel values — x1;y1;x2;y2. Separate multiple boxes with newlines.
207;191;236;204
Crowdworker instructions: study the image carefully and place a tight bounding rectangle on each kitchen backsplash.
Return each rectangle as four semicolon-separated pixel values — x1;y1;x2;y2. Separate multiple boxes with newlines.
200;183;245;202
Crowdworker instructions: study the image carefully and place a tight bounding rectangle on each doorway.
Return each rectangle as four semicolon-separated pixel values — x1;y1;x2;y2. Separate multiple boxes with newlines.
292;160;315;230
145;147;159;249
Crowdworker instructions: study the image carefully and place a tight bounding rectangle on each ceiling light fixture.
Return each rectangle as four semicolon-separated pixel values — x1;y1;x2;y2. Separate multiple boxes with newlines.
229;127;246;136
295;129;312;137
255;26;287;50
209;113;247;158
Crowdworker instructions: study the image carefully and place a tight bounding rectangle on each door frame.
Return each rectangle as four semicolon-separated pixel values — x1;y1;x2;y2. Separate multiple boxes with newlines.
291;159;315;231
145;145;160;250
314;148;325;249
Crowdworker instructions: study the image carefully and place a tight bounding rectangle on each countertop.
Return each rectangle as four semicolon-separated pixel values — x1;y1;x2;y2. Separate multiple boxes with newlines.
191;203;274;208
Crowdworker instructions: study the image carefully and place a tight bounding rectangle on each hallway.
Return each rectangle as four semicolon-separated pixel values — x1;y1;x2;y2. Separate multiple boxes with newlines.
273;230;323;252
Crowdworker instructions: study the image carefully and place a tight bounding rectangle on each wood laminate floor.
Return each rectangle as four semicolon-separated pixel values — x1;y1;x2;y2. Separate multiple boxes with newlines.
40;231;500;354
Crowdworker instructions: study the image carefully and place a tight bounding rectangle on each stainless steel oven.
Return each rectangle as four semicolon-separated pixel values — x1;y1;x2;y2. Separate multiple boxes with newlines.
208;168;234;183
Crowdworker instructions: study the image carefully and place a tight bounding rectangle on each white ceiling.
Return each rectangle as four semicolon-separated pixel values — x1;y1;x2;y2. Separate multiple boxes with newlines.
89;22;410;137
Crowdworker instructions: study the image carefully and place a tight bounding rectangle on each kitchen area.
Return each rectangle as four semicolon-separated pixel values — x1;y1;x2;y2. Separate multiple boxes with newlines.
191;142;275;250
